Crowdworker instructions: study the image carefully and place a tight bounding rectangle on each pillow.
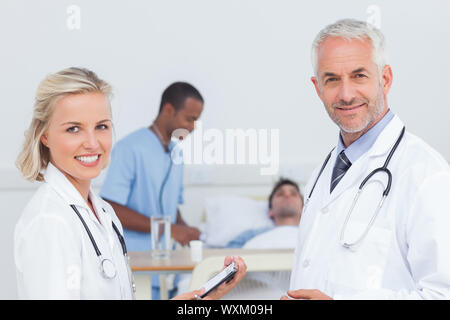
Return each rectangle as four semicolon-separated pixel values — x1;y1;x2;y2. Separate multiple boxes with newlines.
200;195;274;247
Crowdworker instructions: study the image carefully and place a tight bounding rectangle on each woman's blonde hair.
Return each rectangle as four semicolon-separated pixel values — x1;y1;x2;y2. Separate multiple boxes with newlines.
16;67;112;182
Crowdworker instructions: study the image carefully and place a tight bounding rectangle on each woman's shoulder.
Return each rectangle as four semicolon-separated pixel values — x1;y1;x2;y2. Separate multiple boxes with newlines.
14;183;82;272
16;183;76;235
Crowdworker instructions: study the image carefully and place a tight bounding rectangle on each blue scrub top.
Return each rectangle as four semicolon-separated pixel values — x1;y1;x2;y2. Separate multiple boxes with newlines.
100;127;184;252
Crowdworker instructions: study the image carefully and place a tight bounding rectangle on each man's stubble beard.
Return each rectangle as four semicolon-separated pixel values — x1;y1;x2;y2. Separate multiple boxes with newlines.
272;205;301;219
326;85;385;134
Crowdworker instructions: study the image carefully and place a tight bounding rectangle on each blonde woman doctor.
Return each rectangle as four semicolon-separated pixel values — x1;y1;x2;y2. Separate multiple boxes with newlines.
14;68;246;299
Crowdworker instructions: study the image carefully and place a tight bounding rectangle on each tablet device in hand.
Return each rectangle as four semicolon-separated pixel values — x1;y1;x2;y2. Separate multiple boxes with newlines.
200;262;238;298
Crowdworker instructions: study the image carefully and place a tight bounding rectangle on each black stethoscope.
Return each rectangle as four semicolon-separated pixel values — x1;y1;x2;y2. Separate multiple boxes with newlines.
151;123;174;215
159;156;173;215
70;205;136;298
304;126;405;249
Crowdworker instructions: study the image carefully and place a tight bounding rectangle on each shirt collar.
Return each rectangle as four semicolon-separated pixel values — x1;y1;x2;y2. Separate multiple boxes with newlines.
147;127;177;153
337;109;395;164
89;189;108;215
44;162;91;210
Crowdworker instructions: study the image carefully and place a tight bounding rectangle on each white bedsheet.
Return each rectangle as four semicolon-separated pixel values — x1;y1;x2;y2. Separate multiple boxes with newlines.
243;225;298;249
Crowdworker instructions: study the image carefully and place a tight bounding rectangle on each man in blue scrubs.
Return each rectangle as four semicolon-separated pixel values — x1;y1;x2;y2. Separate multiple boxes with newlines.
100;82;204;298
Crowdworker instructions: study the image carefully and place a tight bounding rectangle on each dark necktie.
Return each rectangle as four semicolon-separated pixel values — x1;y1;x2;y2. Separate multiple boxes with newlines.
330;150;352;193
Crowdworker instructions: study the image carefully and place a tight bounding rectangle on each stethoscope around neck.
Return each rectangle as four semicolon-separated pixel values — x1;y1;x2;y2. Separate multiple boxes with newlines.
304;126;406;250
70;204;136;298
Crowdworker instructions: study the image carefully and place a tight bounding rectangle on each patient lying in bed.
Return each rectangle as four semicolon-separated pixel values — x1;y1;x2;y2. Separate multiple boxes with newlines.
226;178;302;249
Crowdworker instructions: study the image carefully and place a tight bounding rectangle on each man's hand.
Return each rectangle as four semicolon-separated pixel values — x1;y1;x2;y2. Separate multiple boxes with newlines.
171;224;201;246
281;289;333;300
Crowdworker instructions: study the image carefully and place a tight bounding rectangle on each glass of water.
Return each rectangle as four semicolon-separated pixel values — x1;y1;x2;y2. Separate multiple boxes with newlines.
150;216;171;259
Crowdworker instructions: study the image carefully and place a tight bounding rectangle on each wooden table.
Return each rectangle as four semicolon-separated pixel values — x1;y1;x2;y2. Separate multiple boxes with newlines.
129;248;294;299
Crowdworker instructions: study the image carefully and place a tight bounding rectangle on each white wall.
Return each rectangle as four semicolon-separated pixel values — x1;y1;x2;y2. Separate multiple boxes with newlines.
1;0;449;299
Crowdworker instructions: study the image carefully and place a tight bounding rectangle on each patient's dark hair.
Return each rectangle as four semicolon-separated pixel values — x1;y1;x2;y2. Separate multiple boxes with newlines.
268;178;302;209
158;82;203;113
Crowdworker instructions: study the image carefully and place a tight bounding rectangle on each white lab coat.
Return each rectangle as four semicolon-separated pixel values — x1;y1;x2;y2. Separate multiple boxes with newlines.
290;115;450;299
14;163;134;299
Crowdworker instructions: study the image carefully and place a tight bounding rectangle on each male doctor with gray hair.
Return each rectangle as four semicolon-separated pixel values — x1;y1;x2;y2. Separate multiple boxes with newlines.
283;19;450;300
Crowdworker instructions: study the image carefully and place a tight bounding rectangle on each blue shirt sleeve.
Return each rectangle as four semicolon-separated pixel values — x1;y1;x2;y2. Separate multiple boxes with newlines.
100;141;136;206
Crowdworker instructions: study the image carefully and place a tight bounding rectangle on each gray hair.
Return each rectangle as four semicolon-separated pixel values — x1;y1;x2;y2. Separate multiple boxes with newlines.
311;19;387;77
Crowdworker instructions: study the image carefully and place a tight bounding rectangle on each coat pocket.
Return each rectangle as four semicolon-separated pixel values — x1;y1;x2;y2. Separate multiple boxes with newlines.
327;220;392;291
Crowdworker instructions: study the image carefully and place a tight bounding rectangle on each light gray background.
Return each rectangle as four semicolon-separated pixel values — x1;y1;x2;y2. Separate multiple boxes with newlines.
0;0;449;299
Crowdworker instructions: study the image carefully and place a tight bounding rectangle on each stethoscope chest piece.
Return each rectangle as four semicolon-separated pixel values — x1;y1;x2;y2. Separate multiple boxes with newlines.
101;258;117;279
